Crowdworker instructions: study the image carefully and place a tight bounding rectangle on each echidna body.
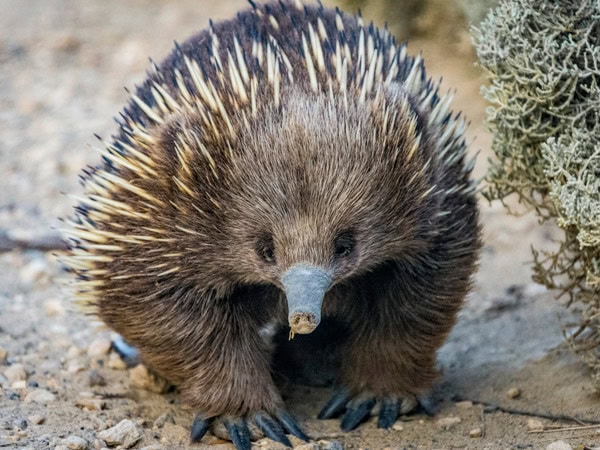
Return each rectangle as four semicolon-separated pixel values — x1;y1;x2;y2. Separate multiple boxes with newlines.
63;1;480;447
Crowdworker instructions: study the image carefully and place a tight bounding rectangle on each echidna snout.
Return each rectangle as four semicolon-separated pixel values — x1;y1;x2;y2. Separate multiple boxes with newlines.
281;264;332;336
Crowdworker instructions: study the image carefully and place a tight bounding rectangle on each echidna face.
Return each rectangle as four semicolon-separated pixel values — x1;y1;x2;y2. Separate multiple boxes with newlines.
219;88;432;334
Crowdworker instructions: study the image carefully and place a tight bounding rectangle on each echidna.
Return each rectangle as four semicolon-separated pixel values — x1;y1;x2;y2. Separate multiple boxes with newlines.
62;1;480;448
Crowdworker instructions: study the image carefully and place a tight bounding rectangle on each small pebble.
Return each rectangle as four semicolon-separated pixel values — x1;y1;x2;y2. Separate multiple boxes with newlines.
140;446;166;450
97;419;143;448
87;338;112;359
20;258;50;284
392;423;404;431
507;387;521;399
469;427;482;438
546;441;572;450
0;347;7;362
67;360;86;374
92;438;107;450
455;400;473;409
293;444;319;450
27;414;46;425
107;352;128;370
255;438;288;449
11;380;27;390
44;298;65;316
4;363;27;383
62;435;88;450
527;418;544;432
318;441;344;450
129;365;169;394
75;394;106;411
436;416;462;430
153;413;174;429
88;369;107;387
12;418;27;430
24;388;57;404
67;346;81;359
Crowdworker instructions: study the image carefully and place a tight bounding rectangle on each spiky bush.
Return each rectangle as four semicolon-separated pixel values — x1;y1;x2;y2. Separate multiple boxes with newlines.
475;0;600;386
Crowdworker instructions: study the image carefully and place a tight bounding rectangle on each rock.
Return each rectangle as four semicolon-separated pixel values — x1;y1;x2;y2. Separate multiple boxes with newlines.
140;446;166;450
75;396;106;411
455;400;473;409
546;441;572;450
469;427;482;438
0;347;7;362
294;444;319;450
129;365;169;394
11;380;27;390
88;370;107;387
392;423;404;431
87;338;112;359
97;419;143;448
436;416;462;429
20;258;50;284
318;441;344;450
27;414;45;425
4;363;27;383
67;360;86;374
62;435;88;450
153;413;174;429
255;438;289;449
107;352;127;370
43;298;65;317
24;388;57;404
527;418;544;432
507;387;521;399
12;418;27;430
92;438;107;449
67;346;81;359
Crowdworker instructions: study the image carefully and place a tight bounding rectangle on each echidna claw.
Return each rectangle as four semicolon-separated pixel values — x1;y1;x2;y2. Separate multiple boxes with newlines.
319;389;421;432
190;415;212;442
111;335;140;367
340;395;376;431
225;419;252;450
191;410;307;449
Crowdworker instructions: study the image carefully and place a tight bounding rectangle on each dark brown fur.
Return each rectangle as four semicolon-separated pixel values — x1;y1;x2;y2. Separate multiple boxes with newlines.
65;0;480;434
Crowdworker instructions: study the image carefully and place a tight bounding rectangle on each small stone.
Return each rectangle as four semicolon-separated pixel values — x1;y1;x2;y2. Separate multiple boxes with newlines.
546;441;573;450
256;438;288;449
12;419;27;430
129;365;169;394
43;298;65;317
92;438;107;450
293;444;319;450
527;418;544;432
153;413;174;429
75;395;106;411
55;446;69;450
62;435;88;450
455;400;473;409
27;414;45;425
507;387;521;399
318;441;344;450
88;370;107;387
4;364;27;383
67;346;81;359
436;416;462;430
107;352;128;370
67;360;86;374
469;427;482;438
24;388;57;404
0;347;7;362
21;258;50;284
97;419;143;448
392;423;404;431
87;338;112;359
140;446;166;450
11;380;27;390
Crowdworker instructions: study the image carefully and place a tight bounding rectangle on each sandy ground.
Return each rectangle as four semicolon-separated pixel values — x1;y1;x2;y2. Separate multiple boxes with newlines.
1;0;599;449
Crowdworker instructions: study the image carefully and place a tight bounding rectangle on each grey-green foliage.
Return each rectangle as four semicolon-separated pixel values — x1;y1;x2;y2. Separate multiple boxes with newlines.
475;0;600;385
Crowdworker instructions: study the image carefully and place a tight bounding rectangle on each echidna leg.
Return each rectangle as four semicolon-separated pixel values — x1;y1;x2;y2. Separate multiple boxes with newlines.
319;263;458;431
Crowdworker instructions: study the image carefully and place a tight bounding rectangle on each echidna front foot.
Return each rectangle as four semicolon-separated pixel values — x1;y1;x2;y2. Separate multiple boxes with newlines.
191;409;309;450
318;389;418;431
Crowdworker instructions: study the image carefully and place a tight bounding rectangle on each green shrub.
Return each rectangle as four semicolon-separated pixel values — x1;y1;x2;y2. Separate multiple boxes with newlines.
475;0;600;385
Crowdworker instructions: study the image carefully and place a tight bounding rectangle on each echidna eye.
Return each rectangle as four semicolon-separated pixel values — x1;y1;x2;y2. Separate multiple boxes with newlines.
256;235;276;264
334;232;355;258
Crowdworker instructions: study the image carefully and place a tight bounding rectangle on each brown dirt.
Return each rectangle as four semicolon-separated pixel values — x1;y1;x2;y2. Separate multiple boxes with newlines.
1;1;599;449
